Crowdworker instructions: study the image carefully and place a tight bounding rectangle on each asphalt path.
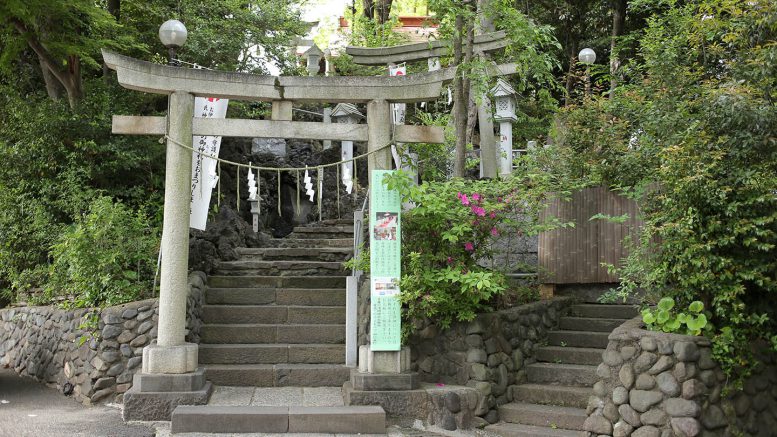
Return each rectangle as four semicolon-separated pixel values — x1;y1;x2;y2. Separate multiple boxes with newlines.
0;368;154;437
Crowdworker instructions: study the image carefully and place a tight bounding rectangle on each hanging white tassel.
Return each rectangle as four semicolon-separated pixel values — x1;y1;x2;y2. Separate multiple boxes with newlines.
304;167;315;202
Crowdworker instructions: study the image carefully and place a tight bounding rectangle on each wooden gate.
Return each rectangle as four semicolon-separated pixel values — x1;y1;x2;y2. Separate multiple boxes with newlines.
539;186;643;284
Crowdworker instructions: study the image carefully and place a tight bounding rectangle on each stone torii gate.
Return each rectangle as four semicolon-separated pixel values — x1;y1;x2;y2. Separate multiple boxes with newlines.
104;49;450;415
103;49;518;416
346;31;511;178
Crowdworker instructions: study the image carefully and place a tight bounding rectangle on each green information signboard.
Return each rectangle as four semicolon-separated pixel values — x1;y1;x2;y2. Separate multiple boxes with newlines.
369;170;402;351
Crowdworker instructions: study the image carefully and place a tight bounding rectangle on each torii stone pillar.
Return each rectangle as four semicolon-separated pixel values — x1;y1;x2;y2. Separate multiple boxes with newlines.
124;91;211;422
147;90;198;364
367;100;392;175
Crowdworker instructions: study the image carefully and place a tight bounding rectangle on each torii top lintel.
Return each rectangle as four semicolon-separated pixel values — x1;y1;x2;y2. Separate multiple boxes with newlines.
102;50;517;104
103;50;449;103
345;31;508;65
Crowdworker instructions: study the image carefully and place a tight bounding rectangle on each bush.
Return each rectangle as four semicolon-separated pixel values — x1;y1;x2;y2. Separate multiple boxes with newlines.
44;196;159;308
383;169;567;338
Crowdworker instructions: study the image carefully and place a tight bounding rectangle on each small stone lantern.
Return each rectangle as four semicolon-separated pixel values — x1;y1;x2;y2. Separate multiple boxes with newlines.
491;78;517;177
331;103;364;194
304;44;324;76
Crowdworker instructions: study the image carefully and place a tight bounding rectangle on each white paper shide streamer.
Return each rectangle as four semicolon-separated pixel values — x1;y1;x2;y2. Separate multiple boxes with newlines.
247;168;257;201
341;165;353;194
190;97;229;230
304;167;315;202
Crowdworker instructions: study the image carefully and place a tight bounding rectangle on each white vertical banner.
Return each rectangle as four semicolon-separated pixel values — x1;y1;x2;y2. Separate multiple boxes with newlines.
389;64;407;171
190;97;229;230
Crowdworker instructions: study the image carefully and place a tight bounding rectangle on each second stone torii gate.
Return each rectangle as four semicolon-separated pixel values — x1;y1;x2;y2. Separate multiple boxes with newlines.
103;49;456;418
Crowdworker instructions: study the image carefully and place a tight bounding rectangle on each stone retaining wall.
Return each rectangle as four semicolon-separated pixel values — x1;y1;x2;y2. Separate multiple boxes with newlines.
407;297;574;425
0;272;205;405
585;316;777;437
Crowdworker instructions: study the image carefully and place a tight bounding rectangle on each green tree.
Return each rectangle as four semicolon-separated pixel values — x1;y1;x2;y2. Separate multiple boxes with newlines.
547;0;777;383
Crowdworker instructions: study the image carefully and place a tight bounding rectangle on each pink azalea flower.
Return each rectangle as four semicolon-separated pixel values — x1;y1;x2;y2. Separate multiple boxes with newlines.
464;242;474;252
446;256;454;265
460;194;470;206
471;206;486;217
491;227;499;236
471;193;481;202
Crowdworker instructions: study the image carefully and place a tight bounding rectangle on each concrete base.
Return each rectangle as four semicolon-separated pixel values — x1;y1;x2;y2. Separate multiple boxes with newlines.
170;405;385;434
132;368;207;392
142;342;198;374
122;381;213;421
350;369;419;391
343;381;428;418
358;345;411;374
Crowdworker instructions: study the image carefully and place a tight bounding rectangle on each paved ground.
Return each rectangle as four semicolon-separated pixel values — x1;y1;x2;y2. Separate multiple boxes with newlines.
0;371;488;437
0;368;154;437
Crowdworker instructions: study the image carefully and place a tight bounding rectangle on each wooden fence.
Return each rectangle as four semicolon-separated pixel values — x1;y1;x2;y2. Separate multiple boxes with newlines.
538;186;643;284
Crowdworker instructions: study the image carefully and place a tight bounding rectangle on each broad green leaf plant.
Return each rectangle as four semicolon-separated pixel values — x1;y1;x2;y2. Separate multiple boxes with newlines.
642;298;708;336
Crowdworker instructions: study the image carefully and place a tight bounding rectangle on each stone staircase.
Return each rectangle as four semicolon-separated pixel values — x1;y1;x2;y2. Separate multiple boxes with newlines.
199;219;355;388
486;303;638;437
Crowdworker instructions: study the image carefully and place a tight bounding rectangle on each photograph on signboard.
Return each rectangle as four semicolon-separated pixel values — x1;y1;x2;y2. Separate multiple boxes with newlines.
373;212;398;241
372;277;400;296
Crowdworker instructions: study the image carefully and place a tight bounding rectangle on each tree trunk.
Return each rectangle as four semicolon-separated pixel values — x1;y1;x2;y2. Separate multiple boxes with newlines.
376;0;393;24
453;14;467;178
363;0;374;20
609;0;627;94
39;58;65;101
103;0;121;79
12;19;82;109
565;39;578;106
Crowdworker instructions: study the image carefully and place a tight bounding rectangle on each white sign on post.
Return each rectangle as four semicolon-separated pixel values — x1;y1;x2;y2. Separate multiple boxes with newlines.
190;97;229;230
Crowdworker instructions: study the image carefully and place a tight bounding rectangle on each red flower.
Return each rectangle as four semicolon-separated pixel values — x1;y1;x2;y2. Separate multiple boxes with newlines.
464;242;474;251
491;227;499;236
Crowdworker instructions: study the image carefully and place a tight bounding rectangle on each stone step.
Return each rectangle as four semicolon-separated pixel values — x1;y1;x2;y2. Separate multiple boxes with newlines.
559;317;625;332
292;225;354;234
499;402;587;431
315;218;356;226
535;346;603;366
511;384;591;409
262;238;353;248
236;247;353;262
215;260;346;276
525;363;598;387
204;364;351;387
205;288;345;306
201;324;345;344
171;405;385;434
202;305;345;325
199;344;344;365
548;330;610;349
567;304;638;319
485;423;586;437
208;276;347;289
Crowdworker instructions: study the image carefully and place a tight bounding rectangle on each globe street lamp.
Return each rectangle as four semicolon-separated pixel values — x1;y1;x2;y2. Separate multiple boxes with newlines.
159;19;188;66
578;47;596;97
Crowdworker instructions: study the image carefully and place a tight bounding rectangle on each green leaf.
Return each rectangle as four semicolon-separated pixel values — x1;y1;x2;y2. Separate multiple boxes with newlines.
657;297;675;311
688;301;704;313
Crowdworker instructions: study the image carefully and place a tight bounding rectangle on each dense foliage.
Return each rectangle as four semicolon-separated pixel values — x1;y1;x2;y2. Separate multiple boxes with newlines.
547;0;777;383
383;164;571;338
46;196;159;308
0;0;304;307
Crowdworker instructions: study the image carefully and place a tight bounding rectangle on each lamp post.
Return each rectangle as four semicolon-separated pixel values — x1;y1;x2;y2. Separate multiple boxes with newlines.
578;47;596;97
159;19;188;66
491;78;518;178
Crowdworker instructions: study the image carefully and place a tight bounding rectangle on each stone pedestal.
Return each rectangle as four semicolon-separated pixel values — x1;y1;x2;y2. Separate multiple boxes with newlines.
358;345;411;374
122;368;212;421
